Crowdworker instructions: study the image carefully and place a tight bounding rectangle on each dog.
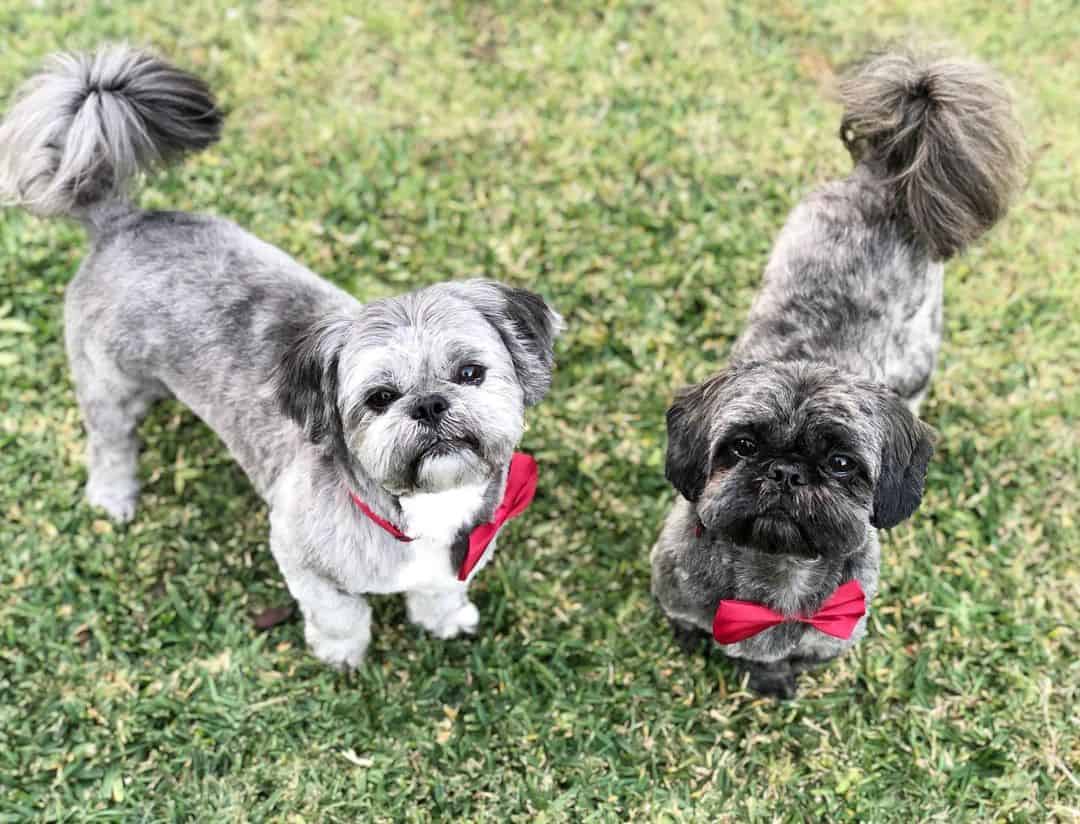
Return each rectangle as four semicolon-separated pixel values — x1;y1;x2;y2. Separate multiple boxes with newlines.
0;45;562;670
651;48;1026;698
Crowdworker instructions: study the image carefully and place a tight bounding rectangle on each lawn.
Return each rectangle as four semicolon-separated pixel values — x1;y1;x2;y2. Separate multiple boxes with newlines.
1;1;1077;820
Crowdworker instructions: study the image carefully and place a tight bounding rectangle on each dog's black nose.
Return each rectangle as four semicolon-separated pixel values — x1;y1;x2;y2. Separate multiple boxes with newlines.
767;461;807;487
410;394;449;426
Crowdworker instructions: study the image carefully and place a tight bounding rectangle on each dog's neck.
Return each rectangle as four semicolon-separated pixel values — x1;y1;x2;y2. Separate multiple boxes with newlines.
334;457;408;525
702;527;872;617
342;457;505;540
734;549;849;616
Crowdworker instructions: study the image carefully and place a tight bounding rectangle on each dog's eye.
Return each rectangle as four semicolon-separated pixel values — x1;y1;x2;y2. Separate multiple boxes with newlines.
366;388;401;412
730;437;758;459
455;363;486;385
827;453;856;476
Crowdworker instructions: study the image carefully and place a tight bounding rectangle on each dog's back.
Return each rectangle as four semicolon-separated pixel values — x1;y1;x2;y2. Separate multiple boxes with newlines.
735;48;1027;406
0;45;350;510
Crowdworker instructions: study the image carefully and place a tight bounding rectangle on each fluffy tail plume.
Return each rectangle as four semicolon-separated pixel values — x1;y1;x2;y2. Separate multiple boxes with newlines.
836;48;1026;260
0;44;221;221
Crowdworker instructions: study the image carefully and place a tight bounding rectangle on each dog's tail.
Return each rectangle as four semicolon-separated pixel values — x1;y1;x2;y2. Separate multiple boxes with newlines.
0;44;221;225
836;48;1026;260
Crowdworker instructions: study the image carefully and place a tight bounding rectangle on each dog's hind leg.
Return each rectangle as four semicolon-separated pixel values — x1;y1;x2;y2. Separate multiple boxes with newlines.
67;335;164;523
888;261;944;416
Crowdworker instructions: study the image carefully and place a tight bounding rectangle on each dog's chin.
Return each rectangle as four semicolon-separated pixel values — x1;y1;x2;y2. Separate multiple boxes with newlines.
411;444;488;493
725;512;819;558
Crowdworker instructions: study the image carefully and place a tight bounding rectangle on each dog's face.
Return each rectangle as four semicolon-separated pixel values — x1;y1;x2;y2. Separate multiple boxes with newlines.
276;280;561;494
665;362;933;558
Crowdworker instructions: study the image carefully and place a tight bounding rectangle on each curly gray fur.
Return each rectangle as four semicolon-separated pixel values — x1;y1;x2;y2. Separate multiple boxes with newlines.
0;44;221;222
836;47;1027;260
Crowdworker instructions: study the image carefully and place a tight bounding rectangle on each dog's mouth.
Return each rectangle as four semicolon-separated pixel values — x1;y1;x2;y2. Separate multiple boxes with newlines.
402;434;484;487
728;510;817;557
396;433;489;494
417;434;481;460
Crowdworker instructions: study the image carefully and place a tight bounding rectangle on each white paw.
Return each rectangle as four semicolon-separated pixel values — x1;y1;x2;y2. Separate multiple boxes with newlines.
86;480;139;523
305;628;369;672
430;600;479;640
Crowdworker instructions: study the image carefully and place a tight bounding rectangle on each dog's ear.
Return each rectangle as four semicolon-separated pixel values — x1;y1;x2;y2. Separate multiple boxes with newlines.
871;392;935;529
274;317;352;455
456;280;563;406
665;379;717;503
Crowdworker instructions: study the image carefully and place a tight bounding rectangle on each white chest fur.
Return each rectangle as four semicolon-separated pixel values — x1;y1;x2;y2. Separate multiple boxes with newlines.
385;482;490;592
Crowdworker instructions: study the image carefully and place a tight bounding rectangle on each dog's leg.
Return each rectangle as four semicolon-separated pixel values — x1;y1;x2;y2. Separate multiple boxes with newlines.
668;616;711;656
905;389;928;416
892;261;943;417
741;658;799;700
284;567;373;671
69;350;162;523
405;587;479;640
788;653;831;677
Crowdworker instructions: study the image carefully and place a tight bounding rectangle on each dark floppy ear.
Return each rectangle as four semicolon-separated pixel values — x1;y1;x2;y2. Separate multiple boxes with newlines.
871;392;936;529
462;280;563;406
665;380;715;503
273;317;351;454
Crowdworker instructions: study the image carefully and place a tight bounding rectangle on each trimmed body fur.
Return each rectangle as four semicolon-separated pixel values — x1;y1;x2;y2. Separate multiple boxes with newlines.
0;45;561;669
652;48;1025;698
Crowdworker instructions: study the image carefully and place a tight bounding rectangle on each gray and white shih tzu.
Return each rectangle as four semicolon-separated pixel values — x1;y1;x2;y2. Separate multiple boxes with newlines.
651;49;1026;697
0;45;561;670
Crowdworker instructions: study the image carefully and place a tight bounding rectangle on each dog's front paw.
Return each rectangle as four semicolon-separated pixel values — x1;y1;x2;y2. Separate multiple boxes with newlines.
744;661;799;700
305;628;369;672
668;617;710;656
407;591;480;640
86;479;139;523
430;600;479;639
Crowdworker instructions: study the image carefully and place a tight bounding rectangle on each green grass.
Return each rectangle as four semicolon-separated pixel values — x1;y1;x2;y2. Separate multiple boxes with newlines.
1;1;1077;820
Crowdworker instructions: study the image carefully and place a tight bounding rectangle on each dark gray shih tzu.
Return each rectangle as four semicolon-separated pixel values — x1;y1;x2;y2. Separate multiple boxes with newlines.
651;49;1026;698
0;45;561;670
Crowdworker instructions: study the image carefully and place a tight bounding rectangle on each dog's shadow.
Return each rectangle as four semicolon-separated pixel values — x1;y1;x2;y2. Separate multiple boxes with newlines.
130;402;284;609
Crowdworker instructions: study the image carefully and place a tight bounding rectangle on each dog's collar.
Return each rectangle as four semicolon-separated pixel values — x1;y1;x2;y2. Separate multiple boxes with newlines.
348;495;413;542
711;580;866;644
348;452;538;581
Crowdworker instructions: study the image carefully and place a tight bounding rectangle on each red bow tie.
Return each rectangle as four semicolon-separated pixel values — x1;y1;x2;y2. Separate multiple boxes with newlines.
349;452;539;581
711;580;867;645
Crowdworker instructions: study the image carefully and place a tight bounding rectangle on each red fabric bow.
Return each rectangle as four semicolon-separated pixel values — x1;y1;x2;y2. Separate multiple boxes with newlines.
711;580;866;645
348;452;538;581
457;452;537;580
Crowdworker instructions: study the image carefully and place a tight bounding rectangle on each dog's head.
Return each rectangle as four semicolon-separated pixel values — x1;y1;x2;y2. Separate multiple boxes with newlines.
275;280;561;495
665;361;933;557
